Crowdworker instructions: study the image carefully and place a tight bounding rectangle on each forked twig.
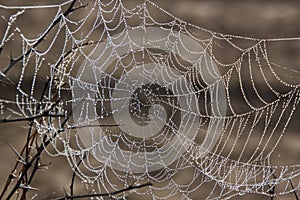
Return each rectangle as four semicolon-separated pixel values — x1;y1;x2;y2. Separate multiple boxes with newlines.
0;0;87;81
0;1;91;199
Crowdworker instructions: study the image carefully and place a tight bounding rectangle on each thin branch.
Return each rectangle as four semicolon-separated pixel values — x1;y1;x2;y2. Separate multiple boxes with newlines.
20;79;53;199
70;3;88;12
4;122;66;200
69;155;86;198
0;162;18;199
19;184;39;191
0;121;35;199
0;0;87;81
0;100;61;123
55;182;153;200
289;179;299;200
269;173;276;200
0;10;25;56
0;114;64;123
0;2;99;199
66;124;120;130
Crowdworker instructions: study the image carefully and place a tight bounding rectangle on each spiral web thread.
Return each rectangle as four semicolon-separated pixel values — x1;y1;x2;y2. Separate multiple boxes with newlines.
0;0;300;199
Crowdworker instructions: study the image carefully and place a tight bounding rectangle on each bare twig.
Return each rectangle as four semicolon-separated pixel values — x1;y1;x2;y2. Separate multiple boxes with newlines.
289;179;299;200
55;182;153;200
0;98;58;199
66;124;120;130
69;154;86;198
0;10;25;56
269;173;276;200
4;108;72;200
0;2;109;199
0;0;83;196
0;0;87;81
0;101;62;123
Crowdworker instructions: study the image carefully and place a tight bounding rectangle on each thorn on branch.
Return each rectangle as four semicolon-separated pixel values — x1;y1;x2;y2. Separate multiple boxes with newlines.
7;143;27;165
6;51;15;63
19;184;39;191
8;172;17;180
70;3;89;12
37;161;52;170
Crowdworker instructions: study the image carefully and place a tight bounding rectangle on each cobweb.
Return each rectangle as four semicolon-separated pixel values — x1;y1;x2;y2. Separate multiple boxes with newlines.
0;0;299;199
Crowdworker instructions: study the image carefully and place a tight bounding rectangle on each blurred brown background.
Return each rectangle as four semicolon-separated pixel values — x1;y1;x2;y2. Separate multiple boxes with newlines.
0;0;299;199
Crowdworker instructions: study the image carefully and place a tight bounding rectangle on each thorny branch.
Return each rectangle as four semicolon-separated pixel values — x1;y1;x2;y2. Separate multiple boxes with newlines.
0;0;79;81
0;1;112;199
0;34;106;200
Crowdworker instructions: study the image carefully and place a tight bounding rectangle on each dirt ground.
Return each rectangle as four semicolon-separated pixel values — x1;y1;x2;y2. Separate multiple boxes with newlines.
0;0;299;199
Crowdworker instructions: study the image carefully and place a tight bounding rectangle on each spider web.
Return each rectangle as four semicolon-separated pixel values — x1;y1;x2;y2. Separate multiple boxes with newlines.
0;0;300;199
